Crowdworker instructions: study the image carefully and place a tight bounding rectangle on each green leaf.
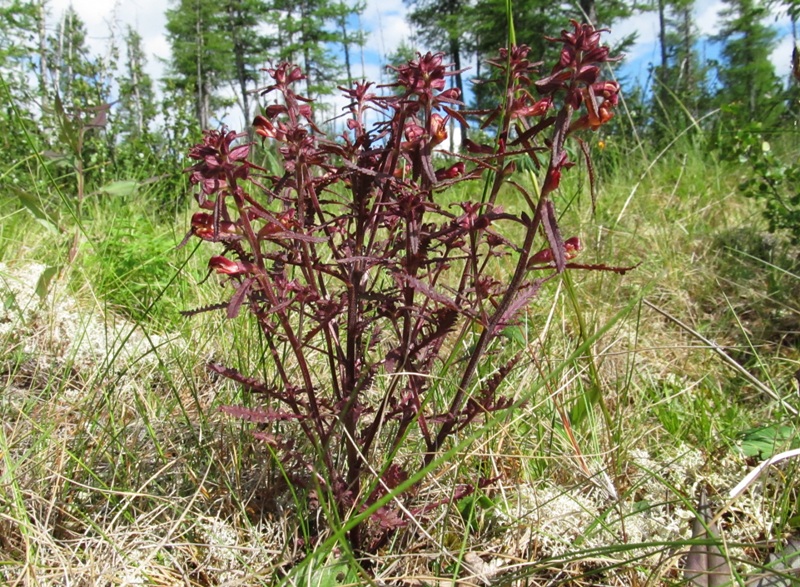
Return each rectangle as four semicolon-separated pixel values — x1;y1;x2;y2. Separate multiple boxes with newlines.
97;180;139;197
35;266;60;300
3;290;18;312
633;499;651;513
738;424;799;460
501;325;527;346
12;188;60;234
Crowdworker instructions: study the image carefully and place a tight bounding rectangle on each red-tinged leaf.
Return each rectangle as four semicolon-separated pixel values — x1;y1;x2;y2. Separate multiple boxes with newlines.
252;430;280;447
381;463;408;489
207;363;273;394
511;115;557;146
219;404;304;422
421;152;437;185
227;277;254;318
540;199;566;272
411;309;459;355
464;138;495;154
477;350;522;408
372;506;407;530
180;302;229;317
565;262;640;275
261;298;293;317
397;273;460;311
86;103;110;128
263;230;327;243
335;255;384;266
442;105;468;126
683;490;732;587
496;278;550;332
341;158;384;177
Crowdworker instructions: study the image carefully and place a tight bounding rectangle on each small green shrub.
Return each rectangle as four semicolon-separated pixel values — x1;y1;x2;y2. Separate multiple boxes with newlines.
734;128;800;242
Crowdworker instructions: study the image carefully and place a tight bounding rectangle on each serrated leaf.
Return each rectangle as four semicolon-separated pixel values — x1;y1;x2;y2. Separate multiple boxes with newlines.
219;404;303;422
540;199;566;272
397;272;460;311
207;363;274;394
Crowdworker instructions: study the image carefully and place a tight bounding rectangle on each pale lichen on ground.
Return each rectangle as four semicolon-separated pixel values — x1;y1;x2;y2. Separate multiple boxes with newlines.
1;261;169;372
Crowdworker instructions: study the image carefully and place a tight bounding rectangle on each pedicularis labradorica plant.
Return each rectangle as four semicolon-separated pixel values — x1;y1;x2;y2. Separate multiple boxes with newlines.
182;21;630;554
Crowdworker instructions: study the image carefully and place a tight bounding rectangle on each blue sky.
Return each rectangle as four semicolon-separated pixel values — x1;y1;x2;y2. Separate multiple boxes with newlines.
606;1;795;93
49;0;797;126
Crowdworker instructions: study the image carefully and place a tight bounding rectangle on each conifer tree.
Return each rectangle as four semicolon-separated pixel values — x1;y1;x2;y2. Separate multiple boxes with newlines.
651;0;709;137
0;0;38;93
118;25;156;138
331;0;366;86
222;0;270;125
47;6;109;107
0;0;41;185
270;0;362;101
166;0;232;128
713;0;781;122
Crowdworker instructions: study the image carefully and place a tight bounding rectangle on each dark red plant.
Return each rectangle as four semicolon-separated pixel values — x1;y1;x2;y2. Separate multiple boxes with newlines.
182;20;628;555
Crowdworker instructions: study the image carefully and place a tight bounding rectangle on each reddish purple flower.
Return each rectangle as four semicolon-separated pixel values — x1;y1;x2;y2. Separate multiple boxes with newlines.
209;255;254;276
186;128;251;195
191;212;240;241
528;236;582;266
435;162;465;181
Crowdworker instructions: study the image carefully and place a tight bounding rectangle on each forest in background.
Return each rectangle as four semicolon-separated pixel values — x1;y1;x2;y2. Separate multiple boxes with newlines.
1;0;800;211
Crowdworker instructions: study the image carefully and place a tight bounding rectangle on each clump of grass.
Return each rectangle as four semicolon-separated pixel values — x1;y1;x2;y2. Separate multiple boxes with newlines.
81;212;188;328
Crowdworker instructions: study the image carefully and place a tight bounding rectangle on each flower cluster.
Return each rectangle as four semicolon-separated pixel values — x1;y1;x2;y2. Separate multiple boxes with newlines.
534;20;622;195
186;128;250;201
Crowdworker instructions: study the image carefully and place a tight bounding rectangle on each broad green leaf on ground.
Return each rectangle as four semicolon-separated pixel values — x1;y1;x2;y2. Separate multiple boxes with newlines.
738;424;799;460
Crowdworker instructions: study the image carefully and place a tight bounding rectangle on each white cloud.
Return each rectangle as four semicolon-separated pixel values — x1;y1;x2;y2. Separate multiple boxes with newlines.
363;0;413;66
607;11;659;58
695;1;724;37
49;0;169;85
771;33;795;79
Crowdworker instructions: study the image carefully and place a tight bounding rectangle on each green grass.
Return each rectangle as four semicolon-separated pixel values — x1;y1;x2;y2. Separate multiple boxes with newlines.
1;129;800;585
